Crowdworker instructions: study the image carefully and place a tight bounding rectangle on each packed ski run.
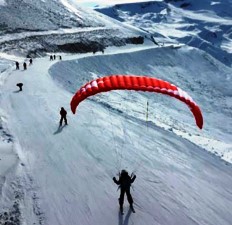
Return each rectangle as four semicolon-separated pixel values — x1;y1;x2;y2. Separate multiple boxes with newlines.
0;0;232;225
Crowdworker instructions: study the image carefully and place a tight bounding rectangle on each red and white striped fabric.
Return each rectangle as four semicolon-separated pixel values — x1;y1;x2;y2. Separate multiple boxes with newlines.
70;75;203;129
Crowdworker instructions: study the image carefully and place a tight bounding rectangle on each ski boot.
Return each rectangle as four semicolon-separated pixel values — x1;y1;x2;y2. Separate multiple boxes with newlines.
120;205;124;215
130;204;135;213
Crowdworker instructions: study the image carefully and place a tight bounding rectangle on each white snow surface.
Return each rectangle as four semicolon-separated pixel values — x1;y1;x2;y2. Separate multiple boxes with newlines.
0;0;144;57
0;0;232;224
78;0;158;8
0;44;231;224
0;0;5;6
96;0;232;66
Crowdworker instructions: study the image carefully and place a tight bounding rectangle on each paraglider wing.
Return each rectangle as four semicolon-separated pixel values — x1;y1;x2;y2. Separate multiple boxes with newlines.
70;75;203;129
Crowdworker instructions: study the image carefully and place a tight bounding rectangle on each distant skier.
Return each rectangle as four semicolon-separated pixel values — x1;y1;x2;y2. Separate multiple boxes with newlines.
113;170;136;214
59;107;68;126
29;58;33;65
59;55;62;60
15;61;19;70
53;55;56;60
50;55;53;61
23;62;27;70
16;83;23;91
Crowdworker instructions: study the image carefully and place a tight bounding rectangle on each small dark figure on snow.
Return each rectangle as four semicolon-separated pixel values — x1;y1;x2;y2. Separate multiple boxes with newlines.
59;55;62;60
50;55;53;61
53;55;56;60
113;170;136;214
29;58;33;65
16;83;23;91
23;62;27;70
15;61;19;70
59;107;67;126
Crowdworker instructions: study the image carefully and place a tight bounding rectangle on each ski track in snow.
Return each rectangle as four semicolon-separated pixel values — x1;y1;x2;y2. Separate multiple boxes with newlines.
0;1;231;223
0;44;231;225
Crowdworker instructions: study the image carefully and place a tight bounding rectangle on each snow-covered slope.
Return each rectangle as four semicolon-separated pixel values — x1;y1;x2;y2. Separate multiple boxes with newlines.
96;0;232;66
0;0;144;56
0;45;231;225
0;1;231;225
0;0;133;31
50;46;232;163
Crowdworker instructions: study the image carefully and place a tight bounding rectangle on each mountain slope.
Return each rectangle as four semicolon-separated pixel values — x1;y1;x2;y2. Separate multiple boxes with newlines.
0;45;231;225
0;1;231;224
0;0;145;56
96;0;232;66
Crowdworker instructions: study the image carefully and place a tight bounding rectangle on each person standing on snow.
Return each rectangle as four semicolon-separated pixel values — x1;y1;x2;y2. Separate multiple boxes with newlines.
16;83;23;91
29;58;33;65
113;170;136;214
59;107;68;126
15;61;19;70
23;62;27;70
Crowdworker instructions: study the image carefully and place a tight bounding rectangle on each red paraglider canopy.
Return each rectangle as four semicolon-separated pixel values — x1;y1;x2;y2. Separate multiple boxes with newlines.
70;75;203;129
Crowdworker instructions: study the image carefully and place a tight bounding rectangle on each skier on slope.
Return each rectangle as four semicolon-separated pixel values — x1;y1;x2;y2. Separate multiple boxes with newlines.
59;107;68;126
113;170;136;214
15;61;19;70
23;62;27;70
16;83;23;91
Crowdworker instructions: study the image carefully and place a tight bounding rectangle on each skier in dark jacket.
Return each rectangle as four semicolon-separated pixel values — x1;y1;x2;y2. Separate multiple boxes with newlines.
23;62;27;70
15;61;19;70
16;83;23;91
59;107;67;126
113;170;136;213
29;58;33;65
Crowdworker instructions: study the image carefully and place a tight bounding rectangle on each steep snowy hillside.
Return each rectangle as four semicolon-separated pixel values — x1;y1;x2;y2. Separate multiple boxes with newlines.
0;45;231;225
0;0;144;56
50;46;232;162
96;0;232;66
0;1;232;225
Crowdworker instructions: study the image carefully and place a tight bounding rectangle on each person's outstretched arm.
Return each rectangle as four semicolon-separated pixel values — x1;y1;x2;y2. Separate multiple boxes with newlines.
131;175;136;183
113;177;120;185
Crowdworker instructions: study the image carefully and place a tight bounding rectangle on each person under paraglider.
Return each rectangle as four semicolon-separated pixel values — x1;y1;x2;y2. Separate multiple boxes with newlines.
59;107;68;126
113;170;136;214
